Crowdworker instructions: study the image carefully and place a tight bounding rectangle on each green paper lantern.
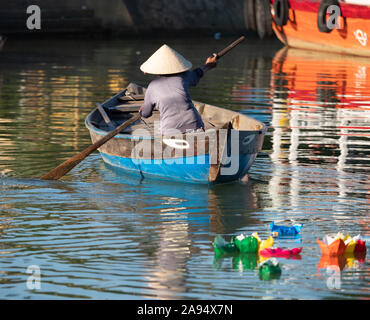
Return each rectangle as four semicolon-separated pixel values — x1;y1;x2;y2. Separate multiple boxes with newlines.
212;235;238;255
233;235;258;253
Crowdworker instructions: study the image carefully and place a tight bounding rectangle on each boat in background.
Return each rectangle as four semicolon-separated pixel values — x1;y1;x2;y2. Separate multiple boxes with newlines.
270;0;370;56
85;84;266;184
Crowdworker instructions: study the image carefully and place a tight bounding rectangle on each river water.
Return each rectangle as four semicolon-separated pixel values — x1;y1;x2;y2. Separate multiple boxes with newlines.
0;36;369;300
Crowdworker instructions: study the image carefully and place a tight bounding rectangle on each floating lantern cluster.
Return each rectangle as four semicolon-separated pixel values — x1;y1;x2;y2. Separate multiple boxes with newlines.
212;223;367;281
317;232;366;256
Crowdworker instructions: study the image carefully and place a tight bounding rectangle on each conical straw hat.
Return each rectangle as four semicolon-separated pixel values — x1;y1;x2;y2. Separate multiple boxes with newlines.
140;44;192;75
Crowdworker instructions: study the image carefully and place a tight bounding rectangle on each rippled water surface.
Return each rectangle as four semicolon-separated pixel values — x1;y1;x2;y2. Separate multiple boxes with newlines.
0;37;369;299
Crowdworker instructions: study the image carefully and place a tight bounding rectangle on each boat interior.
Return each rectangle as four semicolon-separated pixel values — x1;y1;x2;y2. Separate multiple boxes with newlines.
87;84;264;136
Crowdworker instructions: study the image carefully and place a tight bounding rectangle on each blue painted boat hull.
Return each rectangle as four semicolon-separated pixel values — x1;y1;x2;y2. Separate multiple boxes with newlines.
100;151;257;184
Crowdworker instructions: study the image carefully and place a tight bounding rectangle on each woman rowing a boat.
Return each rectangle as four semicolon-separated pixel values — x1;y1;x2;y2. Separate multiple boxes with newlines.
139;45;217;136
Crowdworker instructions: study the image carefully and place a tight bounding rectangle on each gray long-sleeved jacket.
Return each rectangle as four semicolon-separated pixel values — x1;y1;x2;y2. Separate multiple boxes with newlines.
140;68;205;135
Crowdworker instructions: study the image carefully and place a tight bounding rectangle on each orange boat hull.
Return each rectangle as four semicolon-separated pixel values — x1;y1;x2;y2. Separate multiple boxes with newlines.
272;0;370;56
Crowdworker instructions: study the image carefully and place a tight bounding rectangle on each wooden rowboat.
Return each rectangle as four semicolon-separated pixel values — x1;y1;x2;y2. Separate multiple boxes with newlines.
85;84;266;184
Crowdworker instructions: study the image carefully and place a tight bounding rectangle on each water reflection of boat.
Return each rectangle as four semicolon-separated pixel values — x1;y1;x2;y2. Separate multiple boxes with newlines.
270;0;370;57
268;47;370;227
270;47;370;169
102;163;261;236
95;165;261;298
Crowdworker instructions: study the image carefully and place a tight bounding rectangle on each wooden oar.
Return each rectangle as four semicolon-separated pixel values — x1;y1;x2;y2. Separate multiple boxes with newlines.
41;113;141;180
216;36;245;59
